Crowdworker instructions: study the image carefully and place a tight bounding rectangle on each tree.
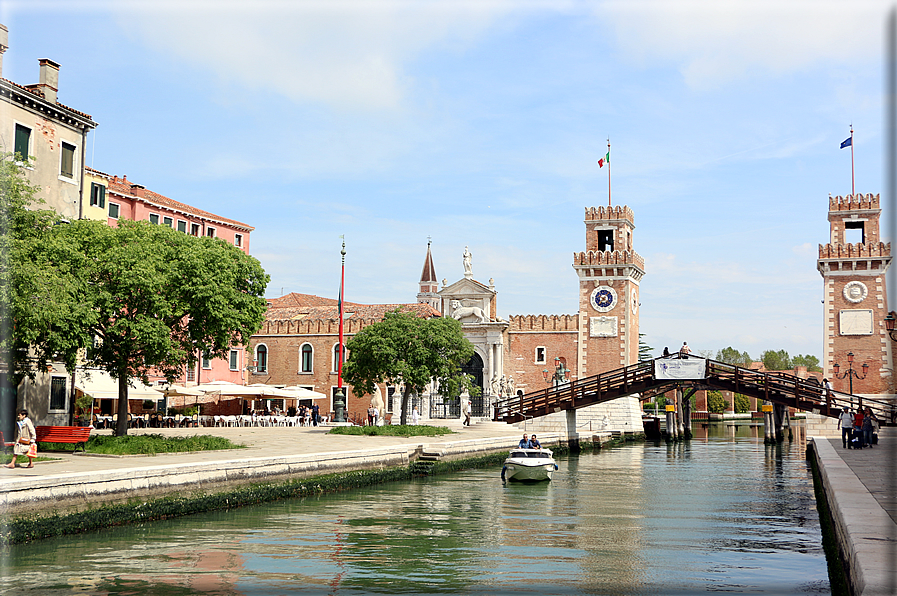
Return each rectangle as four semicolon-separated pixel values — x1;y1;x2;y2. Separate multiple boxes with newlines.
791;354;822;372
342;309;476;425
761;349;792;372
638;334;654;361
15;213;269;436
716;346;753;368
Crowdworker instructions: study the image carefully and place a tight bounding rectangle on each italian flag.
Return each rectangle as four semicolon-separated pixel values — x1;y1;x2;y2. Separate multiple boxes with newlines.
597;150;610;168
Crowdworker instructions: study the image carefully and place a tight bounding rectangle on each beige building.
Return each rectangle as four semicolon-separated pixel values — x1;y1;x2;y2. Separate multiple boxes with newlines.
0;24;98;220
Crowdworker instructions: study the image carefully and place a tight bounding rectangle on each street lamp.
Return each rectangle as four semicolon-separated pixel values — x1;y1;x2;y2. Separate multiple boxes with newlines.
885;312;897;342
542;357;570;387
833;351;869;408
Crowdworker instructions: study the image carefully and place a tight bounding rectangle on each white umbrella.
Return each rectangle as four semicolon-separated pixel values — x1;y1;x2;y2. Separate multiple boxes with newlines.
279;386;328;400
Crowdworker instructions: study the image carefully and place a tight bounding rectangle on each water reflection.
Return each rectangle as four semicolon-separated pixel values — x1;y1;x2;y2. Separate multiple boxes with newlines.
1;432;829;595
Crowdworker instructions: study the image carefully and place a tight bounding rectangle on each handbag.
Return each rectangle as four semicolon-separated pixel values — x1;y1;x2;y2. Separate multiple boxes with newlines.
18;437;30;445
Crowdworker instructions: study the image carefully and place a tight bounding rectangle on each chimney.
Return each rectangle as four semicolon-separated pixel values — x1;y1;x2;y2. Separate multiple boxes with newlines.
38;58;59;104
0;25;8;79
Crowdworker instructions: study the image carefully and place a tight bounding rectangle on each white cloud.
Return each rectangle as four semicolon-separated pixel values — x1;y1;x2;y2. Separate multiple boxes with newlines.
599;0;891;88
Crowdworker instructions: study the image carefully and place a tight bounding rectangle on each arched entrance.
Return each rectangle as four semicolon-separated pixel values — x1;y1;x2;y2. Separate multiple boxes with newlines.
461;352;486;417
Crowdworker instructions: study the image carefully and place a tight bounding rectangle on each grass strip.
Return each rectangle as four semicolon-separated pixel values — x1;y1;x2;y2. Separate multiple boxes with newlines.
328;424;454;437
35;434;244;455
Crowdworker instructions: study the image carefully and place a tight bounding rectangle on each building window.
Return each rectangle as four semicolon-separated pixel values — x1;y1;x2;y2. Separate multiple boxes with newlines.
332;343;345;373
202;353;211;369
256;345;268;373
60;141;75;178
177;220;187;233
229;349;239;371
206;227;216;238
90;182;106;208
234;234;243;247
108;203;120;219
49;376;67;411
535;347;546;364
186;368;195;382
163;216;173;227
190;223;200;236
149;213;160;225
301;344;313;373
14;124;30;160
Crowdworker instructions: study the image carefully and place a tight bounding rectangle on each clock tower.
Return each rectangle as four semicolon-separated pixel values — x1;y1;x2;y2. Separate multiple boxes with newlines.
818;193;893;396
573;205;645;377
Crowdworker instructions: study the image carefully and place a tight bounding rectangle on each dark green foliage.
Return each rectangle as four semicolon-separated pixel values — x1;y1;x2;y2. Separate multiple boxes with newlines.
85;434;243;455
716;346;753;367
638;333;654;361
791;354;822;372
328;424;454;437
761;349;792;371
707;390;728;414
733;393;751;414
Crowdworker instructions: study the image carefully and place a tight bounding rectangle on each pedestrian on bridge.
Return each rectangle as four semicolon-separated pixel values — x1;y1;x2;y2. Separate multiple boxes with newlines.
838;407;854;448
679;342;691;359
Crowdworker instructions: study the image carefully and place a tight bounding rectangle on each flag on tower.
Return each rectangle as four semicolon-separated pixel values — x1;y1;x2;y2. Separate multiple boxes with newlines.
840;137;852;149
597;150;610;168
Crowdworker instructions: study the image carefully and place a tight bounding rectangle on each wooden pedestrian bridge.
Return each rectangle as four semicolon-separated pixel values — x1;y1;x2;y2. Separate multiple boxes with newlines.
492;356;896;425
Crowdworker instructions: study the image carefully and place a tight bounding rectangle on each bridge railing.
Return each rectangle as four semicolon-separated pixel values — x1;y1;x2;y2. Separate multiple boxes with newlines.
493;356;897;424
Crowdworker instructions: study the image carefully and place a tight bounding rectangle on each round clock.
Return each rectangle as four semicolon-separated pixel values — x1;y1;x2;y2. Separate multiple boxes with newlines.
590;286;617;313
843;281;868;304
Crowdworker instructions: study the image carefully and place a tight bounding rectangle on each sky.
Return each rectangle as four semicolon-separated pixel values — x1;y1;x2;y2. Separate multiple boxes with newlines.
2;0;894;362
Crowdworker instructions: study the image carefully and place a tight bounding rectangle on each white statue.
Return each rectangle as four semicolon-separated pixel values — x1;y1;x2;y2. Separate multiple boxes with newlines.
450;299;488;323
371;386;385;425
463;246;472;279
491;375;501;396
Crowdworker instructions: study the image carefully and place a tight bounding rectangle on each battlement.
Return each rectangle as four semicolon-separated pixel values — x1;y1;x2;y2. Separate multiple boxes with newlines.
257;317;388;336
829;193;880;212
507;314;578;332
573;249;645;270
584;205;634;224
818;241;891;259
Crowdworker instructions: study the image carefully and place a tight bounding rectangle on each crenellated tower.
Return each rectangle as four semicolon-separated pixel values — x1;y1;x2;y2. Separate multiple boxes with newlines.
817;193;893;396
573;205;645;377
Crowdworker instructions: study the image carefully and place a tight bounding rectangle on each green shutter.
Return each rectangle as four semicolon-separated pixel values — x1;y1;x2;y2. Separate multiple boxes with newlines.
14;125;30;160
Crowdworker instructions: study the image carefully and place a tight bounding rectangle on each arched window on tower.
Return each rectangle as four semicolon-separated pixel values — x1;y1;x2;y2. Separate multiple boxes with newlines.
597;229;614;252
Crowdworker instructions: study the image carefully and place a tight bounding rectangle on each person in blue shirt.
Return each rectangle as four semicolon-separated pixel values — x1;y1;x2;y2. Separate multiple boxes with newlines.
518;434;531;448
529;434;542;449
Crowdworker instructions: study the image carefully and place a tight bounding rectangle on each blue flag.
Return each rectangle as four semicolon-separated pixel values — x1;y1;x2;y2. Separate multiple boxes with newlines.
840;137;852;149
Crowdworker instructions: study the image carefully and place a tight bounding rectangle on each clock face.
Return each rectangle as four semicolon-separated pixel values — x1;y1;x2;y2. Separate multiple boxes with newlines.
590;286;617;313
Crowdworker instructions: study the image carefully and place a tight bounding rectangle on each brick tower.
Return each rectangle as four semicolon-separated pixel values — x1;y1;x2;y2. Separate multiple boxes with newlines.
817;193;893;396
573;205;646;377
417;240;440;313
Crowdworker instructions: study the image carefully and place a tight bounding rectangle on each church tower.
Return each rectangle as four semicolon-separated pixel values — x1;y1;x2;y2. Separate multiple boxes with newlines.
573;206;645;377
417;240;441;313
817;193;893;396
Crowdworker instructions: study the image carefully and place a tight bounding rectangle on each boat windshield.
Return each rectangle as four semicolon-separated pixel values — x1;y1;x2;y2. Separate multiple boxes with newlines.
509;451;547;458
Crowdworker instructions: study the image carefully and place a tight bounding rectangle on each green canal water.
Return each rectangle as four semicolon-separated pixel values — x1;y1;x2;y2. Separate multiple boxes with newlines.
1;430;830;595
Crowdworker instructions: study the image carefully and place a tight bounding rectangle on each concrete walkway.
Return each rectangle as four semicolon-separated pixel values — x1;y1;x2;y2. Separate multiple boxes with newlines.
810;431;897;596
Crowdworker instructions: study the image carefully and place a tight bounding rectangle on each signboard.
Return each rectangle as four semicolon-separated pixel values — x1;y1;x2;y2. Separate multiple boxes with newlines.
655;358;706;380
839;309;873;336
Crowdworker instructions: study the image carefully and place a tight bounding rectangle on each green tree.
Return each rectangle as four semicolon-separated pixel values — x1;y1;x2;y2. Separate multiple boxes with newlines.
706;390;727;414
733;393;750;414
15;212;269;436
638;334;654;361
716;346;753;367
791;354;822;372
761;349;792;371
342;309;476;425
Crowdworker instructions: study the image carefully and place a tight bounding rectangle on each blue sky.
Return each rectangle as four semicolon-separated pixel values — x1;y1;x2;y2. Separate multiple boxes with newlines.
3;0;893;362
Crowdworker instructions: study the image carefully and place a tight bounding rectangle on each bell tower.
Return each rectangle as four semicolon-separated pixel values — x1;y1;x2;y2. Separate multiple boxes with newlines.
417;239;441;313
817;193;893;395
573;205;645;377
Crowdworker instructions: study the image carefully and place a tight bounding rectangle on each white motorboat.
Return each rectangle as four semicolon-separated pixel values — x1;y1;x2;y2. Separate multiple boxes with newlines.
501;448;558;482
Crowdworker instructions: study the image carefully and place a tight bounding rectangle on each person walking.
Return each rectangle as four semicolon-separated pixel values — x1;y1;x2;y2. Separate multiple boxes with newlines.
463;399;471;426
822;378;833;404
853;408;865;448
5;409;36;469
838;407;853;448
411;406;419;425
862;407;876;448
312;404;319;427
679;342;691;359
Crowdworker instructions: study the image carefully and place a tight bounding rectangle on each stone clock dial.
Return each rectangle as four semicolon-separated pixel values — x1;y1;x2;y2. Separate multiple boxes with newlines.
590;286;617;313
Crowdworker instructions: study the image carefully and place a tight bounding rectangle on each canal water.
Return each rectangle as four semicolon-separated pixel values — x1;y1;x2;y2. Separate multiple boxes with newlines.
1;429;830;595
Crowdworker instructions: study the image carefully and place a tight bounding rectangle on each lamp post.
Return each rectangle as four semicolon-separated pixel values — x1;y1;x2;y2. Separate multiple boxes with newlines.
833;351;869;409
542;357;570;387
885;312;897;342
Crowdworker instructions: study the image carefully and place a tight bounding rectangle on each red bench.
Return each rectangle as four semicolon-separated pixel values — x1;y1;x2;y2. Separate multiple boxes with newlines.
35;426;92;452
0;431;14;451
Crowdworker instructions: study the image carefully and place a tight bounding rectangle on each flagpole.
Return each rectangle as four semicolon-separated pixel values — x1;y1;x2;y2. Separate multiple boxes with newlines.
850;125;855;197
607;138;612;207
338;237;346;389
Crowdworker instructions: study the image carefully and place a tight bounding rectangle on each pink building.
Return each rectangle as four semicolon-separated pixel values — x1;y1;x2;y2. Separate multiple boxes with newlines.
82;168;256;394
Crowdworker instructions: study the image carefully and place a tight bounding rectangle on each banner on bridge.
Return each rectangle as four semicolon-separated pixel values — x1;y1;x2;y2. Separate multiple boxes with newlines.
655;358;706;380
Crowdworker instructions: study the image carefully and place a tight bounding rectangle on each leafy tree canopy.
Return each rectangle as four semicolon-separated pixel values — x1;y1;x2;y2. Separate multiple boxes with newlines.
761;349;792;371
716;346;753;367
6;157;270;435
791;354;822;372
342;309;476;424
638;334;653;361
